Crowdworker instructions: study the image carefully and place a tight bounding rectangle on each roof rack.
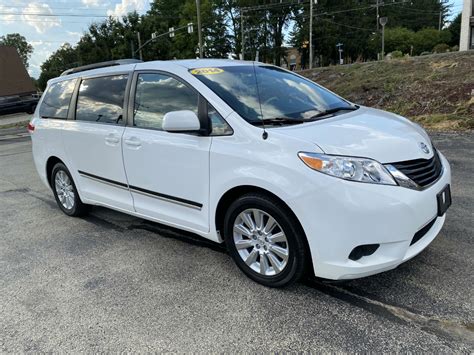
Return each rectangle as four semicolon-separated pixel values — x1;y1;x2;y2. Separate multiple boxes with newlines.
60;59;143;76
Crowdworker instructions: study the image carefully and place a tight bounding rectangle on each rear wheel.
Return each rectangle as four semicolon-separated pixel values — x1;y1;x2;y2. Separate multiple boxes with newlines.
26;104;36;114
51;163;88;216
224;193;307;287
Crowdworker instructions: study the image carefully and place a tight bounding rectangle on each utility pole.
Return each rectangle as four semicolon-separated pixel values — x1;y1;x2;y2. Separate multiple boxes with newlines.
309;0;314;69
376;0;379;31
196;0;203;58
137;32;143;61
336;43;343;65
380;17;388;60
438;10;442;31
241;9;245;60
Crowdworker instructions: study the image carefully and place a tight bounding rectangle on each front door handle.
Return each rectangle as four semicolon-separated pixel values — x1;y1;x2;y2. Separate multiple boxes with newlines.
124;137;142;148
105;134;120;145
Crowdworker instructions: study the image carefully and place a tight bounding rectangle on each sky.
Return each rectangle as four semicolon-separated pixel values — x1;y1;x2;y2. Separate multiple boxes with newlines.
0;0;465;79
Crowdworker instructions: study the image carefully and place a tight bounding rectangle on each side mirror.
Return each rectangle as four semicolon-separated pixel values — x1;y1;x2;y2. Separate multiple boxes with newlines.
162;110;201;133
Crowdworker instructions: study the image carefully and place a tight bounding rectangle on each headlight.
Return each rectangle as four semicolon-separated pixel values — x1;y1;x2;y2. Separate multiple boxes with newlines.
298;152;397;185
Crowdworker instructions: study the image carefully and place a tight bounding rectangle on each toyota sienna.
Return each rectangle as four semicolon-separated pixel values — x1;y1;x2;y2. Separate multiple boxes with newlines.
29;59;452;287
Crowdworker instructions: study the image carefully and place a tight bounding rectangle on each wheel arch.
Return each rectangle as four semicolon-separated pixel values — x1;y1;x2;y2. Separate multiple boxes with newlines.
214;185;313;274
46;156;65;189
214;185;314;275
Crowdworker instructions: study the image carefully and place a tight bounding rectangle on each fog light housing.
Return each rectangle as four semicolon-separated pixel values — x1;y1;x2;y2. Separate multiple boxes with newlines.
349;244;380;261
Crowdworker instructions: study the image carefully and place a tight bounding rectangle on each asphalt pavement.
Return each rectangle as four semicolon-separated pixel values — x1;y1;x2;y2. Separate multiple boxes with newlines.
0;129;473;352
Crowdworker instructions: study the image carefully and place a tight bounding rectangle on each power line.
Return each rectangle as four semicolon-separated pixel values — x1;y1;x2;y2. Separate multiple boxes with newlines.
0;4;110;11
319;18;375;32
299;0;441;19
0;11;113;17
242;1;308;12
0;11;187;19
0;18;94;23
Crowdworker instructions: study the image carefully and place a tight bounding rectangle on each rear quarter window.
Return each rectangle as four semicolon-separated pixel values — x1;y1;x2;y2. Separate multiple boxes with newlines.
39;79;76;119
75;75;128;125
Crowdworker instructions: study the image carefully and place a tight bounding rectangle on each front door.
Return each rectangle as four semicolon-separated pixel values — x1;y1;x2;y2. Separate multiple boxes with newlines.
122;72;211;233
62;74;134;211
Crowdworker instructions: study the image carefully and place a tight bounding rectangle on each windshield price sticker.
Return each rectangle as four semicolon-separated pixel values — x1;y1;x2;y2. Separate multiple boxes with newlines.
191;68;224;75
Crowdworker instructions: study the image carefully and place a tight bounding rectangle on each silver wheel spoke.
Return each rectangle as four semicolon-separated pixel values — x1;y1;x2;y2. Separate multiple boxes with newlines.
260;253;270;275
263;216;276;234
269;244;288;260
235;239;253;250
267;252;282;273
234;224;251;237
253;209;264;230
242;212;255;231
245;249;258;266
66;196;73;209
268;231;286;243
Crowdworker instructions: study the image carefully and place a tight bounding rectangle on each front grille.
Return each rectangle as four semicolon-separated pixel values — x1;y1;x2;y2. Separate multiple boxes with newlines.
411;217;437;246
391;150;442;188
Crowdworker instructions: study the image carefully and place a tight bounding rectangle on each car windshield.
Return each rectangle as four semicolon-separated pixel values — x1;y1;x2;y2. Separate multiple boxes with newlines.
190;65;354;125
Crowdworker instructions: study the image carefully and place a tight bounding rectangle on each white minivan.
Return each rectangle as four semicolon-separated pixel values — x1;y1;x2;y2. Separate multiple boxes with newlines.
30;59;451;287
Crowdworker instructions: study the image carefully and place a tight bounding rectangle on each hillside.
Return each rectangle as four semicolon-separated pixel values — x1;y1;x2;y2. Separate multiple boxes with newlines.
300;51;474;130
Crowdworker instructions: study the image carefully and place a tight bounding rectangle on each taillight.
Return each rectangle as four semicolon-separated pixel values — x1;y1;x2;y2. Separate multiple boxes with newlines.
27;122;35;133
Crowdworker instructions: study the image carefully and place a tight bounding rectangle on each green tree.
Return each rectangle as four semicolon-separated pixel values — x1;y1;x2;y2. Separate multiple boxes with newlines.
447;12;461;47
38;43;77;90
291;0;378;65
412;27;451;54
384;27;415;54
219;0;241;56
377;0;450;32
139;0;230;60
0;33;34;69
290;0;453;65
37;0;457;82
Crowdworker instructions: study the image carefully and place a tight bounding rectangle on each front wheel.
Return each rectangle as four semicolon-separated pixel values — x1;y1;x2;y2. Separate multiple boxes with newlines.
224;193;307;287
51;163;88;217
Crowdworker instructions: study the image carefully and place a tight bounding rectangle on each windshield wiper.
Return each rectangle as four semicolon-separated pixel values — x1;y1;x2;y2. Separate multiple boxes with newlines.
253;117;306;126
309;106;359;120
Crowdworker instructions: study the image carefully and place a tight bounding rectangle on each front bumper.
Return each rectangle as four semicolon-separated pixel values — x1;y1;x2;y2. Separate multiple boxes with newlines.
290;152;451;280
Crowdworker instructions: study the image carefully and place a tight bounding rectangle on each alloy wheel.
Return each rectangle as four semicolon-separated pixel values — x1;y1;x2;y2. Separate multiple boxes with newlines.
54;170;75;210
233;208;289;276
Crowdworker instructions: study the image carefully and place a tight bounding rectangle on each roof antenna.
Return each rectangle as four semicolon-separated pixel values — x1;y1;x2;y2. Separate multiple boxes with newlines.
252;61;267;140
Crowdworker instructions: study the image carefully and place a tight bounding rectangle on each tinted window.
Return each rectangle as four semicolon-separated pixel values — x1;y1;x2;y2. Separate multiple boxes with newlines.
134;73;198;130
40;79;76;119
191;65;352;124
76;75;128;124
208;103;232;136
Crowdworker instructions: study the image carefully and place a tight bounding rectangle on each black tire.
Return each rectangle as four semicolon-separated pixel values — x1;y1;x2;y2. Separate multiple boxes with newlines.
50;163;88;217
27;104;37;114
224;193;307;287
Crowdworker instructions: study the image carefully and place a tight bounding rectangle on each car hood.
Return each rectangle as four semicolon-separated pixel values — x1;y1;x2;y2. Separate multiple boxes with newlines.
271;106;433;163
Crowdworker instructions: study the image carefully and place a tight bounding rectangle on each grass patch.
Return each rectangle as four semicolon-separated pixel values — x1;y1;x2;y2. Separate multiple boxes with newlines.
0;120;30;130
412;114;474;130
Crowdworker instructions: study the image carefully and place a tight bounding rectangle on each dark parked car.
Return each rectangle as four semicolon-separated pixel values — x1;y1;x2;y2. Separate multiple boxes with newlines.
0;94;40;115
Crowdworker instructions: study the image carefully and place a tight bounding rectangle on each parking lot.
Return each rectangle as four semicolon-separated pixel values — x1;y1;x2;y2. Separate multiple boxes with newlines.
0;128;473;352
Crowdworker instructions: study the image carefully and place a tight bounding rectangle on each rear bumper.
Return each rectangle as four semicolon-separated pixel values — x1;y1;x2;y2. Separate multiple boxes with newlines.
290;152;451;280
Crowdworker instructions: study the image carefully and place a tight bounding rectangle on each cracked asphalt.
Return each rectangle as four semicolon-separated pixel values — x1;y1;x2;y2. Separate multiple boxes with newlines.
0;129;473;352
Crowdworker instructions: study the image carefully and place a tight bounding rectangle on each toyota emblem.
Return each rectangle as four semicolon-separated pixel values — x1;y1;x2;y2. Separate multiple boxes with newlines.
419;142;430;154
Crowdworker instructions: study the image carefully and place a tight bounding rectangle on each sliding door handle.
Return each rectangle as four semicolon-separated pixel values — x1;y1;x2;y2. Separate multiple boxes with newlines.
105;136;120;144
124;137;142;148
